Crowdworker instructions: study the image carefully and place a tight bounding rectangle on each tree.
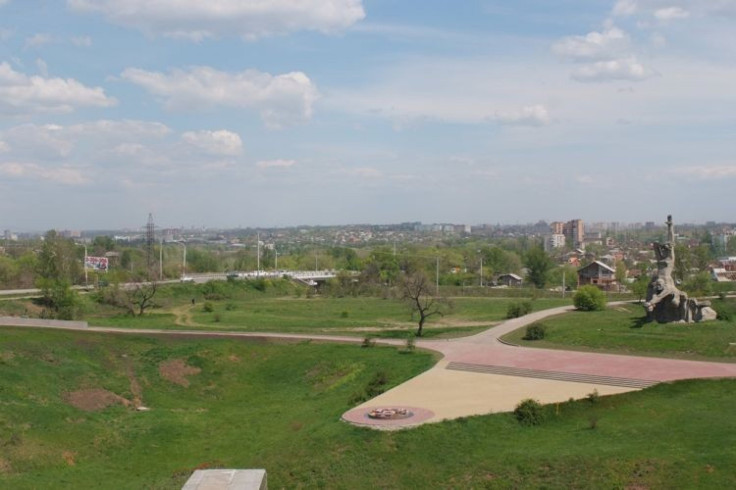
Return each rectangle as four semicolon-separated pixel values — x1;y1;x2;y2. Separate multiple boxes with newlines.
35;230;83;319
399;271;449;337
524;246;553;289
125;280;158;316
631;274;650;303
573;285;607;311
614;262;628;292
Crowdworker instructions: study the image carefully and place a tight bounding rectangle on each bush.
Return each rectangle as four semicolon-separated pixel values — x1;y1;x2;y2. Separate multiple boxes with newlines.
507;300;533;319
710;299;734;322
361;337;376;348
514;398;545;426
202;301;214;313
573;285;607;311
523;323;546;340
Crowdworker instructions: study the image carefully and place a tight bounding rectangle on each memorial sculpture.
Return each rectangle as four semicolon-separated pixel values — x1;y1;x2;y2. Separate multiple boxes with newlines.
644;215;717;323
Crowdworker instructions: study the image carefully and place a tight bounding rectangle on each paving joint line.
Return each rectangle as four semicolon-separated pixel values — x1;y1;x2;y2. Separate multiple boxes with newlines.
446;361;658;389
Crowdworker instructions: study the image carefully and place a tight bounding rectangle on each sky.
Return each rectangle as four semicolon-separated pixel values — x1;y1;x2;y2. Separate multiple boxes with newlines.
0;0;735;231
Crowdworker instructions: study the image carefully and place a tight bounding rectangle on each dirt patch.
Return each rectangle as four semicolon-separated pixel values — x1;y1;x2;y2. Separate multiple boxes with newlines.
0;457;11;474
159;359;201;387
65;389;131;412
228;354;240;363
62;451;76;466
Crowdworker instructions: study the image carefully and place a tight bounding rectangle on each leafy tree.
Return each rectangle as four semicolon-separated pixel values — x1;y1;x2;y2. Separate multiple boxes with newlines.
524;245;553;289
399;271;449;337
631;274;650;303
35;231;83;319
682;271;713;297
573;285;607;311
614;262;628;292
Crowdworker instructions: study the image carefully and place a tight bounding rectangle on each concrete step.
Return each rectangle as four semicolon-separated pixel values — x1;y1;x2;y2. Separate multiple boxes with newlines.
446;362;658;389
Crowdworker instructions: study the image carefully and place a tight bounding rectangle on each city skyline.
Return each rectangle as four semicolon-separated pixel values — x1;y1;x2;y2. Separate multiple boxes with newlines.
1;1;735;231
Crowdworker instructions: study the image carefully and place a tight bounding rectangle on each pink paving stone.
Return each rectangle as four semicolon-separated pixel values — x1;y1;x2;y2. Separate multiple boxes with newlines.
342;406;435;429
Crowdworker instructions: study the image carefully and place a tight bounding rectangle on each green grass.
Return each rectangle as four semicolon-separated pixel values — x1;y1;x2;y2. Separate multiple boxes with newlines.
502;300;736;361
2;327;736;488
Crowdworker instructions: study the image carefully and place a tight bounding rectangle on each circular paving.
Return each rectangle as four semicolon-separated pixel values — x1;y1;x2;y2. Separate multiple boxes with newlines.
342;406;435;429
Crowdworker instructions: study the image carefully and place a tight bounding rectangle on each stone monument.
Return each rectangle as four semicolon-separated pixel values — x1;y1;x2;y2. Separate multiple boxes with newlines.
644;215;717;323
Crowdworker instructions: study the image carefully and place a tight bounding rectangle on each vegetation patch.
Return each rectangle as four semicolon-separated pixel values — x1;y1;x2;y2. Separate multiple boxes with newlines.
502;301;736;361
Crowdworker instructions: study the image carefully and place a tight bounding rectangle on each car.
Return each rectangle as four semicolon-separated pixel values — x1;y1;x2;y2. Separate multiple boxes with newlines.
180;276;195;283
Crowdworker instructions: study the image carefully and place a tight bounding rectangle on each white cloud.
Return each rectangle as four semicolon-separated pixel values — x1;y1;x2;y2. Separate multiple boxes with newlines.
257;159;296;169
495;105;551;126
24;33;53;48
612;0;638;16
2;120;170;158
613;1;736;19
0;140;8;152
181;130;243;156
675;165;736;179
121;66;318;128
572;57;654;82
552;27;630;61
36;58;48;77
0;62;116;115
654;7;690;21
68;0;365;41
0;162;90;185
71;36;92;47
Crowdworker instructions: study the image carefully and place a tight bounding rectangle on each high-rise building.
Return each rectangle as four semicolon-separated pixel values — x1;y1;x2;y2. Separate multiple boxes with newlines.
563;219;584;249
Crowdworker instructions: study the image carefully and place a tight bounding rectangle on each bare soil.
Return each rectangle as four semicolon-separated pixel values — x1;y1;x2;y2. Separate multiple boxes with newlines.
158;359;201;387
64;389;131;412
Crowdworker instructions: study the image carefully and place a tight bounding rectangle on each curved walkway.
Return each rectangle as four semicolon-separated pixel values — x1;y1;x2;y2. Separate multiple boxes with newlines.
343;303;736;429
4;306;736;430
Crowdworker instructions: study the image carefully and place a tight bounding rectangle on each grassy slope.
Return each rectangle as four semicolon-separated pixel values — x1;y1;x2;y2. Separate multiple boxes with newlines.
501;301;736;361
88;292;571;338
2;328;736;489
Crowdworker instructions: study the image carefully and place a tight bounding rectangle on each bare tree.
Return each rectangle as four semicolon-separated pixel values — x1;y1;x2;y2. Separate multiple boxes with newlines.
400;272;449;337
126;281;158;316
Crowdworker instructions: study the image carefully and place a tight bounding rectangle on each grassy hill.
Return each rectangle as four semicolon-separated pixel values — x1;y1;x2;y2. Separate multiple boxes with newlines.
2;327;736;488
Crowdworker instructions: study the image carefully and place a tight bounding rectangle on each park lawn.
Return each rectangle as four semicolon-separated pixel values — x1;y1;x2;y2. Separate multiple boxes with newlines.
501;301;736;361
86;292;571;338
176;296;571;333
1;327;736;488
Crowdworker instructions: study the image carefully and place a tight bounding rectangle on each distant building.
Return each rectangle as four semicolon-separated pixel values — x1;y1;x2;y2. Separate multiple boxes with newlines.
578;260;616;290
496;273;523;287
563;219;585;249
545;234;566;251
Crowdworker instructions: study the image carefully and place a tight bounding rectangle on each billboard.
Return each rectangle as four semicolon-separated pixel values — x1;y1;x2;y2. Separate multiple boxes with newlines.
85;256;109;271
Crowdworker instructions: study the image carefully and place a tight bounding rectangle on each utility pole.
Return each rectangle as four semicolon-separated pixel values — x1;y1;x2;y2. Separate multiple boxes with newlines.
159;237;163;281
84;245;88;287
256;232;260;276
436;256;439;296
480;257;483;287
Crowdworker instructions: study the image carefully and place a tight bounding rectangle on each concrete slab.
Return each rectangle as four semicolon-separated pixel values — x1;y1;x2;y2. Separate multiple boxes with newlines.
182;469;267;490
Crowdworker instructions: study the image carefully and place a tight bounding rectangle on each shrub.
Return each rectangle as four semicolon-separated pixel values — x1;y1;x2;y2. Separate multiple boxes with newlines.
361;337;376;348
710;300;733;322
402;334;416;353
340;310;349;318
514;398;545;426
573;285;607;311
586;389;600;404
202;301;214;313
507;300;533;319
523;323;546;340
213;313;221;323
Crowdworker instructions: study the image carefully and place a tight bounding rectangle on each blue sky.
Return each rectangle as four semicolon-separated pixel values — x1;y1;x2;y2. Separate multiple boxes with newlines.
0;0;735;231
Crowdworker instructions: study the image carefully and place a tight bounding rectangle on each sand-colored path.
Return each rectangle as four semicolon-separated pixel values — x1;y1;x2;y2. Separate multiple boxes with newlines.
343;303;736;429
